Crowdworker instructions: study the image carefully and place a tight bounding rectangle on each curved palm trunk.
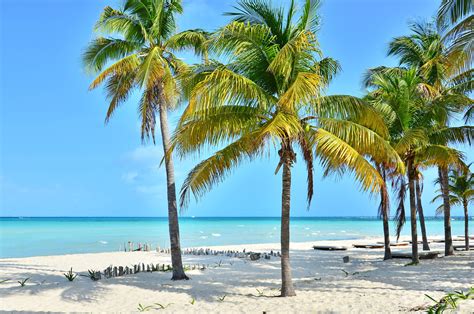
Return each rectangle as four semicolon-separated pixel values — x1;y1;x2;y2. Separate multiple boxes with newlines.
463;198;469;251
280;148;296;297
439;166;454;256
415;179;430;251
407;157;419;263
158;103;188;280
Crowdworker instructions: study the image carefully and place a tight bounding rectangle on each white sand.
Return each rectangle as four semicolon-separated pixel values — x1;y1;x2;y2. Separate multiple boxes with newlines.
1;237;473;313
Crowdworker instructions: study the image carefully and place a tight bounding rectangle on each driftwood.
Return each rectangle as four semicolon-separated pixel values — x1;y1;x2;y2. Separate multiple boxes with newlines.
377;242;410;247
391;251;439;259
313;245;347;251
453;245;474;251
353;243;384;249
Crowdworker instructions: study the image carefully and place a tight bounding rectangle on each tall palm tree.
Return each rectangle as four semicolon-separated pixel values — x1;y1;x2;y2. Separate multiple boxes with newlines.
365;67;467;263
387;21;472;256
433;165;473;250
172;0;403;296
82;0;207;280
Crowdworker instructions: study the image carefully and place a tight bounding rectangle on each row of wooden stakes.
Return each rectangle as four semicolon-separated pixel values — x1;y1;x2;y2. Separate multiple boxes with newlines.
121;242;282;260
88;263;209;281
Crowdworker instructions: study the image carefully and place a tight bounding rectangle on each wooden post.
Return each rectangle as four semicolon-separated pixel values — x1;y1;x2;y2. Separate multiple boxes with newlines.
119;266;124;276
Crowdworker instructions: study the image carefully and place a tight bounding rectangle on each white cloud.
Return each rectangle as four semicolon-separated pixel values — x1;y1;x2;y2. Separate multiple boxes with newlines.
121;171;139;184
125;145;163;164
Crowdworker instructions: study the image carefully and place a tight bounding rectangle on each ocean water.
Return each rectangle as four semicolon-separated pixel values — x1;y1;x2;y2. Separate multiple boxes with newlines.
0;217;470;258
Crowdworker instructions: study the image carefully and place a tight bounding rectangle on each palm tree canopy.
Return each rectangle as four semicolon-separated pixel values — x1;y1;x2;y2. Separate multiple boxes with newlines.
437;0;473;63
432;164;474;213
388;21;472;93
83;0;208;141
172;0;404;209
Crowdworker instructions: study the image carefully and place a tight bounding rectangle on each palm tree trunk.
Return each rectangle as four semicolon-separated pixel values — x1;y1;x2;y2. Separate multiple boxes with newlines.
439;166;454;256
158;102;188;280
381;186;392;260
415;179;430;251
377;164;391;260
463;198;469;251
407;157;419;263
280;148;296;297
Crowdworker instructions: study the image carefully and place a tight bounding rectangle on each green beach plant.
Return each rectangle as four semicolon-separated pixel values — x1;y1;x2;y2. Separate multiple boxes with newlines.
17;278;29;287
137;303;154;312
137;303;172;311
80;269;101;281
173;0;403;296
425;287;473;313
64;268;77;282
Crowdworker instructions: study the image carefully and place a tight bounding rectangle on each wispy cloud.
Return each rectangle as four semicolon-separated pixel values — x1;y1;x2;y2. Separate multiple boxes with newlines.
121;171;139;184
125;145;163;164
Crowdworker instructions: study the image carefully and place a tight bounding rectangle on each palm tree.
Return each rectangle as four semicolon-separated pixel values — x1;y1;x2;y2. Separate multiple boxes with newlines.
433;165;473;250
82;0;207;280
387;21;473;256
172;0;403;296
365;67;467;263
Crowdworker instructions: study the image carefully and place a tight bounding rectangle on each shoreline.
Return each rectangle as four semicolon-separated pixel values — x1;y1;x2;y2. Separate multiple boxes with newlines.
1;234;467;260
1;237;473;312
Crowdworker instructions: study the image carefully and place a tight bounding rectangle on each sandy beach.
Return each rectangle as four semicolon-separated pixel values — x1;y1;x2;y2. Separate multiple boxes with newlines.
1;237;473;313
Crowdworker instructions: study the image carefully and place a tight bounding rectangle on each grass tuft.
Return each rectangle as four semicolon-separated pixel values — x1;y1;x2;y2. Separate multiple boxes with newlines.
17;278;29;287
425;287;473;313
64;268;77;282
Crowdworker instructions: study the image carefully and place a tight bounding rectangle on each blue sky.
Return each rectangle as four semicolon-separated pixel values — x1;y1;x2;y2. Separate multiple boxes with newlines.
0;0;470;217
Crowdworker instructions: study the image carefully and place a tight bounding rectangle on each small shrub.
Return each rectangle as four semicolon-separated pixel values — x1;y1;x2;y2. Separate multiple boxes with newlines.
80;269;100;281
64;268;77;282
18;278;29;287
425;287;473;313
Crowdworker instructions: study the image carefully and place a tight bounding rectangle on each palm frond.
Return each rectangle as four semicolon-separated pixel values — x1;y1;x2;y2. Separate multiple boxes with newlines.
316;128;384;194
179;130;266;208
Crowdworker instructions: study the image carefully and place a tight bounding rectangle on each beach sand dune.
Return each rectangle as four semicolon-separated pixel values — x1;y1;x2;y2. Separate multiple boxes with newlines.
0;238;473;313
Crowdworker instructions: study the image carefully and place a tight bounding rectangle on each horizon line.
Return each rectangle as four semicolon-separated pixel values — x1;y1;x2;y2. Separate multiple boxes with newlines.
1;215;467;219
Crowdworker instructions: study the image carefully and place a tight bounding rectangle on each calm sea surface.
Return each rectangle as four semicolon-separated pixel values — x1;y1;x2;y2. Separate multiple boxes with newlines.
0;217;470;258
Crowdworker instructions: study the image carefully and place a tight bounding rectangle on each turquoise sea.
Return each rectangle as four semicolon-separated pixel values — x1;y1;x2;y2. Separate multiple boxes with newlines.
0;217;470;258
